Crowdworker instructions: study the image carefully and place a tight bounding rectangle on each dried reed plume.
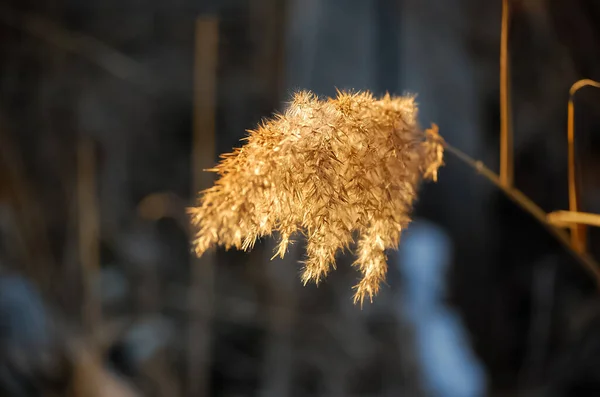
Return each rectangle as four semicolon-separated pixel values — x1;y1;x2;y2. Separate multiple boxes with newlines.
189;90;444;304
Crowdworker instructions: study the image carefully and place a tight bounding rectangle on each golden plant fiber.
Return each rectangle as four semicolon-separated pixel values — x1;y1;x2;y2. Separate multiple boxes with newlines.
188;90;444;305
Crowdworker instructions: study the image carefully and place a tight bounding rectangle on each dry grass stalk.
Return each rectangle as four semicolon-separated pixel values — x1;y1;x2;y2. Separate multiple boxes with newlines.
188;15;218;397
443;143;600;287
77;137;101;339
567;79;600;253
500;0;514;187
0;120;55;285
189;90;444;305
547;211;600;228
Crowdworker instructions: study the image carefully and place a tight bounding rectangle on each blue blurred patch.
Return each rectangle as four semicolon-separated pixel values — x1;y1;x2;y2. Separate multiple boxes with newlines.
397;220;487;397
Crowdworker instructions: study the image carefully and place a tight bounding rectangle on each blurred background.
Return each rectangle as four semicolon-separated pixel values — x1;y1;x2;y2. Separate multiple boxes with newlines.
1;0;600;396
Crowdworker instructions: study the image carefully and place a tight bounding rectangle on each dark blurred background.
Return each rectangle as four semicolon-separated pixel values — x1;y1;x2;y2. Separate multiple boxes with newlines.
1;0;600;396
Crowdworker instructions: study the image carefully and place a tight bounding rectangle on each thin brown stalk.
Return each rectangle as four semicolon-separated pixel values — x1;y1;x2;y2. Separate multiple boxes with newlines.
0;120;55;286
547;211;600;228
567;79;600;253
77;137;101;340
250;0;286;107
500;0;514;187
188;15;218;397
444;142;600;288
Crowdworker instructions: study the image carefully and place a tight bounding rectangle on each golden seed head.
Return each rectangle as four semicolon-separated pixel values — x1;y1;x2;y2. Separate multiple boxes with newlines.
188;89;444;305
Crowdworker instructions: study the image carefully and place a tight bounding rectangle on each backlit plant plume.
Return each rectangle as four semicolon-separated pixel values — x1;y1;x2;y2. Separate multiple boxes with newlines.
189;89;444;305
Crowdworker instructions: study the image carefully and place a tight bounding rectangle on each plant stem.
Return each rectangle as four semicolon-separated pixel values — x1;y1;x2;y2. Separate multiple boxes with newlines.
444;142;600;287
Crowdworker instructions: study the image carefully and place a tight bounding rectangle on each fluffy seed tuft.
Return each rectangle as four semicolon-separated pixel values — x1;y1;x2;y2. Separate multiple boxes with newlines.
188;90;444;305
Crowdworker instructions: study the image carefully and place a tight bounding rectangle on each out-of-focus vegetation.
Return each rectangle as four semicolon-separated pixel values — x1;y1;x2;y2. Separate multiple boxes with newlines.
1;1;600;396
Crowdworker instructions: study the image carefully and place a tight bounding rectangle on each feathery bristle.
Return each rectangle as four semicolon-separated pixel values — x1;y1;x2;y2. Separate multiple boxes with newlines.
188;89;444;305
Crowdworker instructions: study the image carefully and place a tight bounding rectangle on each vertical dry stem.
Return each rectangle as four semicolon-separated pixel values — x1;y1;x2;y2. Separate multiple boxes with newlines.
77;137;101;340
500;0;514;187
188;15;218;397
567;79;600;253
